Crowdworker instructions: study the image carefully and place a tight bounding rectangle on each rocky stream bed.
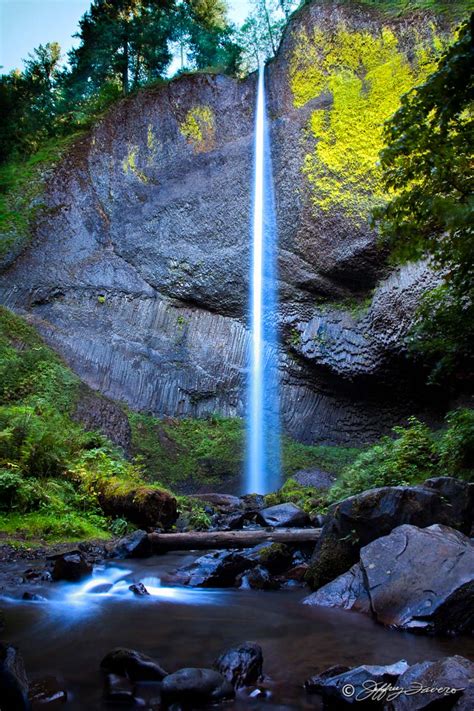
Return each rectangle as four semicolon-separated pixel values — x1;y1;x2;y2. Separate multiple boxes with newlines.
1;477;474;710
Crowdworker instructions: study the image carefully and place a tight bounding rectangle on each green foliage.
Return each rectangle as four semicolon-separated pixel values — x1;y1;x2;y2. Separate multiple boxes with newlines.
374;20;473;380
438;408;474;478
175;496;212;530
264;477;326;516
0;512;109;542
130;412;360;490
335;0;473;19
0;133;82;261
281;437;361;477
328;410;474;503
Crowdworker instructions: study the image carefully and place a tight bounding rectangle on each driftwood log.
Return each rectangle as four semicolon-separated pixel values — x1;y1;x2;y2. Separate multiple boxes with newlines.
148;528;321;552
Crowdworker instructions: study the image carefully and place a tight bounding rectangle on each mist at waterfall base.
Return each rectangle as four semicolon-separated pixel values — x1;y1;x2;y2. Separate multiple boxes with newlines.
246;65;281;496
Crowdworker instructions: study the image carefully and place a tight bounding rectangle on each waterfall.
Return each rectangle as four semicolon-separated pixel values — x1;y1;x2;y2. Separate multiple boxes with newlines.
246;65;281;495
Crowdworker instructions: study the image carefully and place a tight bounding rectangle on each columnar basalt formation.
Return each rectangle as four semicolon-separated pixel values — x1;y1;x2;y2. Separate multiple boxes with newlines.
0;1;459;444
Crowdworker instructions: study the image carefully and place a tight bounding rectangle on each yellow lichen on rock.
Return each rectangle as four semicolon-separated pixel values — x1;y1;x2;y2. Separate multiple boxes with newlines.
122;145;148;182
290;24;446;222
179;106;216;153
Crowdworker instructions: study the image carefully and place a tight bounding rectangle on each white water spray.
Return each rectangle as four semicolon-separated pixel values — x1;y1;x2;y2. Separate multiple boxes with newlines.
246;65;280;495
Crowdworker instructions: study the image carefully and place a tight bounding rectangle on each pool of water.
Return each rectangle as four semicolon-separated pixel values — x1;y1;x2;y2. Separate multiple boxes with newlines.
2;552;474;709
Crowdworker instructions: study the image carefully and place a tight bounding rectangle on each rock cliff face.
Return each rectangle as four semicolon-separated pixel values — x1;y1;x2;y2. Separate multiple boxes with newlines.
0;1;456;444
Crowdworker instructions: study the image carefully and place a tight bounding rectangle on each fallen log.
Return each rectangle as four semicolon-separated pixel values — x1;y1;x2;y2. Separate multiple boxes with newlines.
148;528;321;552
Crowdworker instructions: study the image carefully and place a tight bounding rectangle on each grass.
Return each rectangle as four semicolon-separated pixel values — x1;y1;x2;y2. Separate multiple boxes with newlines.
130;412;362;491
0;132;83;263
0;512;110;544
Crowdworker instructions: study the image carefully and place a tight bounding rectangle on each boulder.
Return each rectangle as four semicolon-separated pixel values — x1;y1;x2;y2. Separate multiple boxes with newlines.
391;655;474;711
305;563;371;615
255;543;293;573
100;648;168;681
128;582;150;597
305;524;474;635
257;503;310;528
98;486;177;530
0;643;29;711
106;530;152;559
214;642;263;688
183;550;257;588
161;668;234;706
189;494;242;512
422;477;474;533
306;482;473;590
305;660;409;706
52;554;92;582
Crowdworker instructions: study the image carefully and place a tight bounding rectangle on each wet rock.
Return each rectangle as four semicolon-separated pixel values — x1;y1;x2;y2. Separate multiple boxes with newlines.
391;656;474;711
29;676;67;708
304;665;350;691
257;503;310;528
256;543;293;573
453;685;474;711
305;660;409;705
284;563;309;582
305;563;371;615
52;553;92;582
306;483;472;590
306;524;474;635
0;642;29;711
22;592;46;601
241;566;279;591
100;648;168;681
107;530;152;559
129;582;150;597
23;568;51;583
104;674;135;705
98;487;177;530
161;668;234;706
214;642;263;688
216;512;246;531
241;494;266;512
183;550;257;588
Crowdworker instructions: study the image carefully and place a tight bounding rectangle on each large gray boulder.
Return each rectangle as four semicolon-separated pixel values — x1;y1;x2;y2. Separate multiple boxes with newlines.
306;479;473;590
305;524;474;635
391;655;474;711
179;550;257;588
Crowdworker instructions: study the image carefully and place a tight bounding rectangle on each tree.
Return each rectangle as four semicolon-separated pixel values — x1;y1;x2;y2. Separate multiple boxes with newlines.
67;0;176;99
238;0;299;72
374;17;474;381
0;43;63;160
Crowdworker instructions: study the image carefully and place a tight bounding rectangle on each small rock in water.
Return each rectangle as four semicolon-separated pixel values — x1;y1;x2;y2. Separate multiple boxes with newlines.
106;530;152;559
0;642;30;711
129;582;150;597
100;648;168;681
22;591;46;602
52;554;92;582
214;642;263;688
243;566;279;591
161;668;234;705
29;675;67;708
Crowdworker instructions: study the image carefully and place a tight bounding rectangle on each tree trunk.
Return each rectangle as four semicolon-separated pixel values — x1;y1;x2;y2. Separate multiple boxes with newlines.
148;528;321;552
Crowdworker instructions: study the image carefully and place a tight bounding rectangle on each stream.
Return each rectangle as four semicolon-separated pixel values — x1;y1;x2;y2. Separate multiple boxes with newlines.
2;551;474;709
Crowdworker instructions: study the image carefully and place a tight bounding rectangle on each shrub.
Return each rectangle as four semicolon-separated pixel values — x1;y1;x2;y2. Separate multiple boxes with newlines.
438;409;474;480
328;417;437;503
264;477;326;516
